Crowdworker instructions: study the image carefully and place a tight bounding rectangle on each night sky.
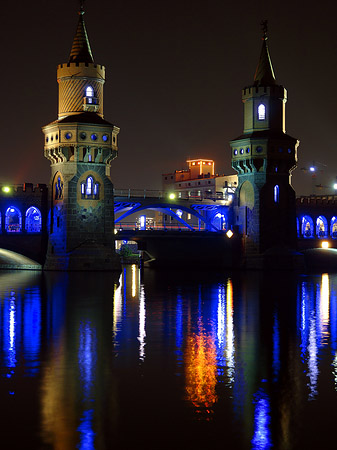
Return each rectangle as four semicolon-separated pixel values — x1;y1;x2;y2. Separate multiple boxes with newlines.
1;0;337;195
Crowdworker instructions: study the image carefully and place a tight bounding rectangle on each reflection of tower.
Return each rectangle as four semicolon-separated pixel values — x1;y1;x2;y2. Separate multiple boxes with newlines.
230;22;299;263
43;5;120;271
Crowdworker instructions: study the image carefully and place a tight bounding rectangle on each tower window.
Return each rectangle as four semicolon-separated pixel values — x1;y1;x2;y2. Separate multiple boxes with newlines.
258;104;266;120
86;86;94;97
274;185;279;203
81;176;100;200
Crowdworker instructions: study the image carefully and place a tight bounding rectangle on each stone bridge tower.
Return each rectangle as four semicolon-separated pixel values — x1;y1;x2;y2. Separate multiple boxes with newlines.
43;5;120;271
230;23;299;265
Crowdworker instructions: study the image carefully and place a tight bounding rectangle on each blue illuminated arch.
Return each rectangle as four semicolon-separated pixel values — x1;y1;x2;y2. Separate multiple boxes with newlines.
25;207;42;233
114;202;223;231
316;215;328;238
331;217;337;238
5;206;22;233
211;212;226;230
274;185;279;203
301;215;314;238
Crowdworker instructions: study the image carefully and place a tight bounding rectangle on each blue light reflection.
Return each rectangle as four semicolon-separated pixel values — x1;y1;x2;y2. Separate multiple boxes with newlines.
251;389;272;450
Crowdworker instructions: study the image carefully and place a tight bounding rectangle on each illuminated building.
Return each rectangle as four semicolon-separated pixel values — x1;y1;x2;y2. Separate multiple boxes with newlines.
162;158;237;201
42;4;120;270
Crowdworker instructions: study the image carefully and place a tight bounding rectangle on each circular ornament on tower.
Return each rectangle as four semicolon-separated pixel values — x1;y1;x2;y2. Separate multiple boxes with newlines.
91;133;98;141
65;132;72;140
102;134;109;142
80;132;87;140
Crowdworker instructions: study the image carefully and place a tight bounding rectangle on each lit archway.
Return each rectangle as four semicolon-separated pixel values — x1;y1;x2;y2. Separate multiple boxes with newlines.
25;207;42;233
316;215;328;238
301;215;314;238
331;217;337;238
5;207;22;233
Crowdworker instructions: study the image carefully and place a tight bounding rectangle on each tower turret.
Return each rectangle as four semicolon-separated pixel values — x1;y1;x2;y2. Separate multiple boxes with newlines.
230;22;299;263
42;4;120;271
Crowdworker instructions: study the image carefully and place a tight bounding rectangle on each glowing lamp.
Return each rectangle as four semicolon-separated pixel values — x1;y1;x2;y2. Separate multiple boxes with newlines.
226;230;234;239
334;183;337;190
321;241;329;249
114;229;118;234
309;166;315;172
2;186;11;193
168;193;176;200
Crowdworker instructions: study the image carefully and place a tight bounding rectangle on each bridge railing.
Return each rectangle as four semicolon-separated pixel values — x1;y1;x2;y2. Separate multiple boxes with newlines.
115;222;205;231
114;188;229;202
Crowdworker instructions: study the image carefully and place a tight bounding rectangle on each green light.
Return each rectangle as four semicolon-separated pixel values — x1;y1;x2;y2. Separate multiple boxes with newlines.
169;193;176;200
2;186;11;194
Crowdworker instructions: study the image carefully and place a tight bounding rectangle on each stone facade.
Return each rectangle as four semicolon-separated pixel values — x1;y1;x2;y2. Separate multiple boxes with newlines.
42;7;120;271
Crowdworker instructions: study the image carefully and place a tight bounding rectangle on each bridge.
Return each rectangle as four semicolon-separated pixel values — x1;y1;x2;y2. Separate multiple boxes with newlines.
114;189;231;232
0;182;337;269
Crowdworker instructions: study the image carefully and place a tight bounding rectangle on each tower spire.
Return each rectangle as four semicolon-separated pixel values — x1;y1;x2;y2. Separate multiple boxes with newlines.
253;20;276;86
68;0;94;64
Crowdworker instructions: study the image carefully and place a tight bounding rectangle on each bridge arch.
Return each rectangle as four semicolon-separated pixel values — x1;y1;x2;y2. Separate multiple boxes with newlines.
114;202;225;232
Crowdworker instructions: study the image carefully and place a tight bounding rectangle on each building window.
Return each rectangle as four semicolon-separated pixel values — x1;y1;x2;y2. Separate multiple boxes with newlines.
274;185;279;203
25;207;42;233
258;104;266;120
81;176;100;200
5;207;22;233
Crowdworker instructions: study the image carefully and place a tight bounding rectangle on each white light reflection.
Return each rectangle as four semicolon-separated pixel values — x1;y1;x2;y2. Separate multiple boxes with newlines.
131;264;137;298
226;279;235;384
113;274;123;348
307;313;318;400
319;273;330;345
138;285;146;361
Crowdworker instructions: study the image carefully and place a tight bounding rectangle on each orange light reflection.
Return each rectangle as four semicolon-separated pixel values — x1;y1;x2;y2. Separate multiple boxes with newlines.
185;329;217;413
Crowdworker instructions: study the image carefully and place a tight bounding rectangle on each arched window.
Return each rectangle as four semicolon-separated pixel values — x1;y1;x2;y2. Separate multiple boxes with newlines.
316;215;328;238
86;86;94;98
331;217;337;238
81;176;100;200
55;176;63;200
5;207;22;233
25;207;42;233
301;215;314;238
258;104;266;120
274;185;279;203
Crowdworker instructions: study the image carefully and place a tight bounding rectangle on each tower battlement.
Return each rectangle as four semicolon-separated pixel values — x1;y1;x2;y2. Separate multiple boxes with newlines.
242;85;286;99
57;62;105;80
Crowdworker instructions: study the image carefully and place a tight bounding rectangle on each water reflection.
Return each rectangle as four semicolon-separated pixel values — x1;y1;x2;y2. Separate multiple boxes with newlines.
1;269;337;448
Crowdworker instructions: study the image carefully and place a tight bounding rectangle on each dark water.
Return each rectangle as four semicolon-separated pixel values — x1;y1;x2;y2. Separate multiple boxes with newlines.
1;267;337;449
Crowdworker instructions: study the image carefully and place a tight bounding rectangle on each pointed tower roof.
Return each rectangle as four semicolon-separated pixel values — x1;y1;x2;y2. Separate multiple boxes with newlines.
68;2;94;64
253;21;276;86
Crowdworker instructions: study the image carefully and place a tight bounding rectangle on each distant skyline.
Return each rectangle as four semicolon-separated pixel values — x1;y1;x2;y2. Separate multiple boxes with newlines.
1;0;337;195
